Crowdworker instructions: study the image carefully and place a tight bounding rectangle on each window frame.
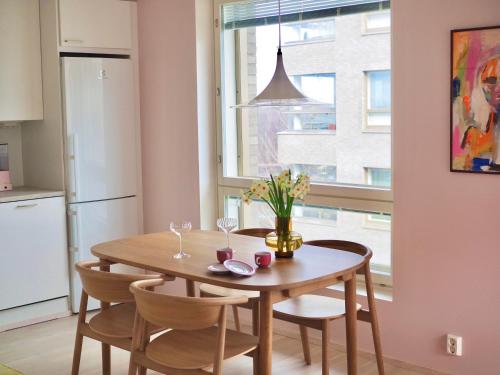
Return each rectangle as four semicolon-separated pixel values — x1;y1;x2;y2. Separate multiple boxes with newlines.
213;0;393;287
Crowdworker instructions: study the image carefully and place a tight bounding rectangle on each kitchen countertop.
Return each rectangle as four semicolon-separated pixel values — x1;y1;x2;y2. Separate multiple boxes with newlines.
0;186;65;203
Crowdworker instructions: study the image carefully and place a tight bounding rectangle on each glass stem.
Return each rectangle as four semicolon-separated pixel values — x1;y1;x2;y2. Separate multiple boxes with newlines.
179;234;183;254
226;232;230;249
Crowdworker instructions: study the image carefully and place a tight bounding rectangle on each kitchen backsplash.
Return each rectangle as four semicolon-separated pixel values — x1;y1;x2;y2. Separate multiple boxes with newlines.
0;123;23;187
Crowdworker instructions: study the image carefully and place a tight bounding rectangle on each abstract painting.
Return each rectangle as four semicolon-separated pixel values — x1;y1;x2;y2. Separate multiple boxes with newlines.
451;26;500;173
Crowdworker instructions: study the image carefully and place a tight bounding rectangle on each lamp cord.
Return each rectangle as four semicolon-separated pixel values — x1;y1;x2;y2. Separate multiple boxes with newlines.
278;0;282;50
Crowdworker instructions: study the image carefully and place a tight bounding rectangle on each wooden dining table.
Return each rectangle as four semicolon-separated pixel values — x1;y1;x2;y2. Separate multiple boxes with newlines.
91;230;365;375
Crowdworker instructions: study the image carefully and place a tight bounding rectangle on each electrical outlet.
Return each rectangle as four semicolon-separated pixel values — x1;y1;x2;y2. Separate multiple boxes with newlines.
447;334;463;356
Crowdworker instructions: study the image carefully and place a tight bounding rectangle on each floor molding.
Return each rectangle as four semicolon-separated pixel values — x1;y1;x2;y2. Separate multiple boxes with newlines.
231;314;451;375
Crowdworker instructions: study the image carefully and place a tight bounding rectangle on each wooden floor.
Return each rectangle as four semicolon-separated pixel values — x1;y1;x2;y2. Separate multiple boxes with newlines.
0;314;427;375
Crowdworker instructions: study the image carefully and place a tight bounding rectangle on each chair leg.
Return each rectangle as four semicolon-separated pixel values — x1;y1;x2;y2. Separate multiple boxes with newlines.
232;305;241;332
102;343;111;375
365;267;385;375
251;302;259;336
371;320;384;375
71;327;84;375
252;348;259;375
299;325;312;365
138;366;147;375
321;320;330;375
128;353;138;375
71;291;88;375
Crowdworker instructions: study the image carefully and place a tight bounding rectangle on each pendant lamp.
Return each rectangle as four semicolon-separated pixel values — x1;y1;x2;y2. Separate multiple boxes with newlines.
235;0;329;108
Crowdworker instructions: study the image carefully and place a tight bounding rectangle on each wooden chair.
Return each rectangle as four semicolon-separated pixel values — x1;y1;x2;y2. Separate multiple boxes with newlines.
71;260;174;375
199;228;273;334
128;278;259;375
273;240;385;375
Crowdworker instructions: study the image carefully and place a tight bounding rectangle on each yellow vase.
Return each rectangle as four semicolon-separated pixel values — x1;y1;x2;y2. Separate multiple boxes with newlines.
265;217;303;258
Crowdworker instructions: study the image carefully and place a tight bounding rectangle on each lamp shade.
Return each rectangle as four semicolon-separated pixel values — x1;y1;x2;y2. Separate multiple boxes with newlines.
235;49;330;108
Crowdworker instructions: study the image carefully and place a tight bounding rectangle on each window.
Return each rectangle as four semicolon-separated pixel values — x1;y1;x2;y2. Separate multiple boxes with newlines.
216;0;392;285
282;19;335;44
290;164;337;183
224;194;391;273
288;73;336;131
364;168;391;229
365;70;391;130
365;167;391;188
363;11;391;33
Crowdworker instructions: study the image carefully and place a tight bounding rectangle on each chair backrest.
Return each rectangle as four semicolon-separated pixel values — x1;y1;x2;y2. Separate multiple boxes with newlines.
234;227;273;238
304;240;372;275
130;279;249;330
76;260;160;303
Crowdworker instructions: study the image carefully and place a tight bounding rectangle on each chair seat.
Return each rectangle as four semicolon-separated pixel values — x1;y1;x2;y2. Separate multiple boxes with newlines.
88;303;162;339
145;326;258;370
199;283;259;299
273;295;362;320
89;303;136;338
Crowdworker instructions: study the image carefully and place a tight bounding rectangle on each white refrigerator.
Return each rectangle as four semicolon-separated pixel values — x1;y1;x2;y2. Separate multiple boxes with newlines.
62;57;140;312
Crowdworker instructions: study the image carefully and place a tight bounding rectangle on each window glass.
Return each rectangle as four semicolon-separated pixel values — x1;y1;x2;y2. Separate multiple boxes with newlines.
282;19;335;44
366;167;391;187
224;14;391;186
225;195;391;272
365;11;390;32
292;74;335;106
287;73;336;131
368;71;391;109
366;70;391;127
291;164;337;183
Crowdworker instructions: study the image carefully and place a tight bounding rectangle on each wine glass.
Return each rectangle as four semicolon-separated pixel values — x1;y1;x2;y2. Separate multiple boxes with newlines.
217;217;238;250
170;221;192;259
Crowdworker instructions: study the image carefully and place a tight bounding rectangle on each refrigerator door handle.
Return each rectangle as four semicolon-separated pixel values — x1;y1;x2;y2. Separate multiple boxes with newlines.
68;207;79;254
67;134;79;201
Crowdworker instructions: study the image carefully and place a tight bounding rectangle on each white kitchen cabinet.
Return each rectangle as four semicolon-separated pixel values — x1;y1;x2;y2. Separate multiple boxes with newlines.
58;0;133;50
0;196;69;310
0;0;43;122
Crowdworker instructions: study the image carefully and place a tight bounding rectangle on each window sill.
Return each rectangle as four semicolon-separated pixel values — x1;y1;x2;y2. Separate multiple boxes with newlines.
361;127;391;134
362;29;390;36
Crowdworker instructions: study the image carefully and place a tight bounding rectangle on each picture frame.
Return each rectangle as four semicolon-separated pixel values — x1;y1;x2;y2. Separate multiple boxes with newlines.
450;25;500;173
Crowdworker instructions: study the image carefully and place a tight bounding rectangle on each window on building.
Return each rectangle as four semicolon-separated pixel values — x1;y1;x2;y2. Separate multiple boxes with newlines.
365;167;391;187
283;19;336;44
216;0;392;285
290;164;337;183
364;11;390;33
366;70;391;130
364;167;391;229
287;73;336;131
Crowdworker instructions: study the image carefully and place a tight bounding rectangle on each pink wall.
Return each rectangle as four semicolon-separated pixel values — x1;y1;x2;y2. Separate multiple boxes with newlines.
137;0;200;232
363;0;500;373
137;0;500;373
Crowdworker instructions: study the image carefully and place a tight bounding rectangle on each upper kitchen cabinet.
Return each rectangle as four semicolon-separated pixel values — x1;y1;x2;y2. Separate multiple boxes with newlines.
0;0;43;122
58;0;133;50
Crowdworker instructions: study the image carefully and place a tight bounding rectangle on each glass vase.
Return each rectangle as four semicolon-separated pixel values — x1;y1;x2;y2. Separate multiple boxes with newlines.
265;217;303;258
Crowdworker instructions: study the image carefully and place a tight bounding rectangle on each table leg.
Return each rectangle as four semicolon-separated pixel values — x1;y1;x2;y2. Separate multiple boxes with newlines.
259;291;273;375
185;279;196;297
100;261;111;375
345;274;357;375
